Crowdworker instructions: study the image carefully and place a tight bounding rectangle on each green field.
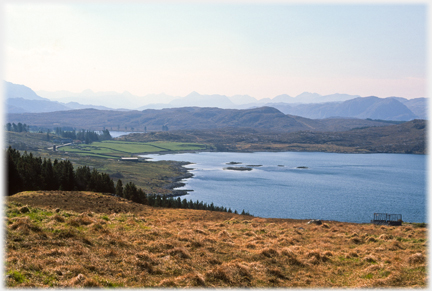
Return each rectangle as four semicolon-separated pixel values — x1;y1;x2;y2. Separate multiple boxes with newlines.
58;140;207;158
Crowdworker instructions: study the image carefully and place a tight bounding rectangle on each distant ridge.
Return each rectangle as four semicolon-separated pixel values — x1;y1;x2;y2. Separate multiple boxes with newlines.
7;106;396;133
167;92;236;108
5;81;48;101
269;96;420;121
5;81;117;113
7;98;71;113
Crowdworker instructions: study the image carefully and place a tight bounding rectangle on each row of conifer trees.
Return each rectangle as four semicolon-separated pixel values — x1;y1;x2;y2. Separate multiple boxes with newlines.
116;179;250;215
6;147;251;215
6;147;115;195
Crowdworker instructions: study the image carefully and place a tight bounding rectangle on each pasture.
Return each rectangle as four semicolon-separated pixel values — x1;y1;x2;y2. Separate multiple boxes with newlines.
58;140;207;158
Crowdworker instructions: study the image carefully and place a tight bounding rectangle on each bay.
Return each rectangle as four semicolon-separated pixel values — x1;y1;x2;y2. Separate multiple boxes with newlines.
142;152;426;223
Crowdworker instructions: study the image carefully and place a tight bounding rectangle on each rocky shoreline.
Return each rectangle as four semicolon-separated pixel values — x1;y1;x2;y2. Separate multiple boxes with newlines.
161;161;195;197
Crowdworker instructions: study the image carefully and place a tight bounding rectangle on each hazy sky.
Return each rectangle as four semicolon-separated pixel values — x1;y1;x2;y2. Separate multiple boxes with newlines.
3;2;427;99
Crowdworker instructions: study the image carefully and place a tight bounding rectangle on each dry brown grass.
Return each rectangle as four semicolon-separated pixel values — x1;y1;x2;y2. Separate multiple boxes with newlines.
5;191;428;288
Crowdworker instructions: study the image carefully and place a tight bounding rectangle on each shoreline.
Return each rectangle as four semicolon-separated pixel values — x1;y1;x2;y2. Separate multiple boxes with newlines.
161;161;195;197
145;152;425;224
138;148;425;156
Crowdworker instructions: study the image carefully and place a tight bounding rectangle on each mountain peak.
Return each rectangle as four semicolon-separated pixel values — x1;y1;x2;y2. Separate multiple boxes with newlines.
81;89;95;95
5;81;49;101
272;94;295;103
186;91;201;98
296;92;321;98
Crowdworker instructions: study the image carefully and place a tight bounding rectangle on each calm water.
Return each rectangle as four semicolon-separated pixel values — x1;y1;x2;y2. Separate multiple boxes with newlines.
142;152;426;223
108;131;145;138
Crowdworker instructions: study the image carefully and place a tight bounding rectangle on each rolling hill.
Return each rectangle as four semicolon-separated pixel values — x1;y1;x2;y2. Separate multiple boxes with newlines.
117;119;426;154
6;106;395;133
6;98;72;113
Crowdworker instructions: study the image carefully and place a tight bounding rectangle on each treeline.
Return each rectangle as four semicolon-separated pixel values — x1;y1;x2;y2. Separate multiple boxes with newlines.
5;122;30;133
5;123;112;144
6;147;251;215
147;195;251;215
55;128;112;143
115;180;250;215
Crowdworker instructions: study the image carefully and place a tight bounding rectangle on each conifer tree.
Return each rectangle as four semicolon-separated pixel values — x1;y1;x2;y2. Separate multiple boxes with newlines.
154;195;162;207
41;158;56;190
137;188;147;205
123;181;138;201
181;198;188;209
75;166;91;191
6;149;22;195
116;179;123;197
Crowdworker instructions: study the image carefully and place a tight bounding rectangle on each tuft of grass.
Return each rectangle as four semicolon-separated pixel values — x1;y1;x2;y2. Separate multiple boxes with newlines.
7;270;26;284
411;222;427;228
206;266;232;283
168;247;192;259
363;255;377;264
407;253;425;265
260;248;279;258
361;273;374;279
52;214;65;223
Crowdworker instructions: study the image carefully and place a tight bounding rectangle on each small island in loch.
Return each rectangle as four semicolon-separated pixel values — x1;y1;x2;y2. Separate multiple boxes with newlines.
223;166;253;171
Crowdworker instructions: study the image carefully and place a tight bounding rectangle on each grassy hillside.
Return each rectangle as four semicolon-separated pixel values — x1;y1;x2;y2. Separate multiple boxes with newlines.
47;154;189;195
6;191;427;288
6;131;55;152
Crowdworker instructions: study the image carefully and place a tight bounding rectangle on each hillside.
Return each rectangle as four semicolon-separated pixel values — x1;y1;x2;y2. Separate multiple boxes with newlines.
400;98;428;120
7;98;72;114
116;119;426;154
7;107;394;133
6;131;55;152
6;191;427;288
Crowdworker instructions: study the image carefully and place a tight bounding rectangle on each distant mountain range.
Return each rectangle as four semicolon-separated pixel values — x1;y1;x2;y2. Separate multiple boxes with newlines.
5;81;116;113
4;81;427;120
268;97;422;121
36;88;179;110
135;92;363;110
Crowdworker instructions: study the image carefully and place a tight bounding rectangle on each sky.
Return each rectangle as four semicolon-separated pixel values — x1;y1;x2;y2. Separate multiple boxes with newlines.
2;1;428;99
